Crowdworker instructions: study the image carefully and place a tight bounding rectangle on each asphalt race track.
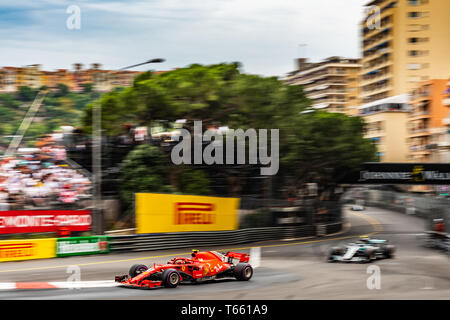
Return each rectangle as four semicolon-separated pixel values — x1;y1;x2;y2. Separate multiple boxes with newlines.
0;206;448;299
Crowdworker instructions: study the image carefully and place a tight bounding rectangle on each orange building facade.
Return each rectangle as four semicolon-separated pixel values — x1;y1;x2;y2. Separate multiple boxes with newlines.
408;79;449;162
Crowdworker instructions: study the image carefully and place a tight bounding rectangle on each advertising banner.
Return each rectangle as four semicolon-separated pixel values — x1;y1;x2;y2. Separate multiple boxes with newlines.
56;236;110;257
0;210;91;235
0;238;56;262
136;193;239;233
340;163;450;185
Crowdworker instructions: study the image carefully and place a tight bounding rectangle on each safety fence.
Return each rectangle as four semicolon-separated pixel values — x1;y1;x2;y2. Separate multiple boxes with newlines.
421;231;450;254
109;222;342;253
352;189;450;254
361;189;450;231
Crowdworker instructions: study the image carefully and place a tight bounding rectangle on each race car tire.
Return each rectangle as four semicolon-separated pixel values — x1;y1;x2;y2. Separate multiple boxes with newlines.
384;245;395;258
162;268;181;288
234;263;253;281
330;247;343;255
364;250;375;263
129;264;148;278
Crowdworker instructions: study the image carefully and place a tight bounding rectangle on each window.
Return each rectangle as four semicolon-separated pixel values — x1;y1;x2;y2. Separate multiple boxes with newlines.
409;0;428;5
408;24;421;31
408;63;421;70
409;50;420;56
408;12;420;18
408;36;428;43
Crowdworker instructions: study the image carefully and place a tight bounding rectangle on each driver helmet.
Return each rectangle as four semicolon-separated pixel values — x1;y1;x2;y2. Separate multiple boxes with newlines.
359;235;370;243
191;249;199;258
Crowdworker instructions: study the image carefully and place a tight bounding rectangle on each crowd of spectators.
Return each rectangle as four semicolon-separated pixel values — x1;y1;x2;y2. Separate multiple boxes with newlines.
0;134;91;211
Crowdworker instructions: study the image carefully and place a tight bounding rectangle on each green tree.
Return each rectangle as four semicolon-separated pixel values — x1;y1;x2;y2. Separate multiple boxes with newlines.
55;83;69;97
82;62;375;200
81;83;94;94
118;144;176;212
178;167;211;195
17;86;37;101
281;110;377;198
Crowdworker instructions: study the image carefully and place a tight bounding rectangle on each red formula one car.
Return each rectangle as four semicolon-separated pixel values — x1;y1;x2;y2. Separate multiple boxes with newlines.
115;249;253;289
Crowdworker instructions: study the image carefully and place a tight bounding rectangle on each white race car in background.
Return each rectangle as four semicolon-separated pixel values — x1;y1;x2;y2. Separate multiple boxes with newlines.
350;199;365;211
328;236;395;263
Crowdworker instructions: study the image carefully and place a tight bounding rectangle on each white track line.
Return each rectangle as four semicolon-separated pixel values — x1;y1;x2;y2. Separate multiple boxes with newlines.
48;280;120;289
0;280;119;290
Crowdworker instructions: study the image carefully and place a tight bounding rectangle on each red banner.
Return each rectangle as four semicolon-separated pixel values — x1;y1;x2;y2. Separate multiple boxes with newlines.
0;210;91;234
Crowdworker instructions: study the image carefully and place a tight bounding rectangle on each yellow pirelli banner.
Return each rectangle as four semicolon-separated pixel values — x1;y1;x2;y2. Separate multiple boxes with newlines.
0;238;56;262
136;193;240;233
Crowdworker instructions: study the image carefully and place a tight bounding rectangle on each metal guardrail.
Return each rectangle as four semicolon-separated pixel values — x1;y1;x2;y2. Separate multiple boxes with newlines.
423;231;450;253
110;223;342;252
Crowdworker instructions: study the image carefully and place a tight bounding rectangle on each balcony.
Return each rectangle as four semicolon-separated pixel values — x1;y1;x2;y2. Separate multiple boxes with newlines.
303;80;347;92
409;110;430;120
409;144;431;153
363;48;392;66
409;127;431;137
290;69;351;86
363;59;392;75
361;72;391;87
363;32;393;52
438;141;450;148
308;90;346;100
364;130;384;139
362;14;393;39
290;71;328;85
410;93;431;103
312;99;346;108
443;98;450;106
360;85;392;99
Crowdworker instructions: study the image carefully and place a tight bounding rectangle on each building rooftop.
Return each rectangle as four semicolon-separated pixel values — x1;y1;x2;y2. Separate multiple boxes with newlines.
285;56;361;80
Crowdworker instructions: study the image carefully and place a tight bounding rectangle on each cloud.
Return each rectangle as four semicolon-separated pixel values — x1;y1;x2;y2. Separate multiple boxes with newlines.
0;0;365;76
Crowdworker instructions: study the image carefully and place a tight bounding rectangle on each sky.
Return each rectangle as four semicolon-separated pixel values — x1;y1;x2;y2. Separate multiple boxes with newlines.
0;0;367;77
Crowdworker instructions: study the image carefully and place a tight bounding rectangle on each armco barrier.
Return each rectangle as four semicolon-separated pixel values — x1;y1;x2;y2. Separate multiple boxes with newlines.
110;223;342;252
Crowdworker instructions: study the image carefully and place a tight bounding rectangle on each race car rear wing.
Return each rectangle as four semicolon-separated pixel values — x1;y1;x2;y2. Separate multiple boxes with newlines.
225;251;250;263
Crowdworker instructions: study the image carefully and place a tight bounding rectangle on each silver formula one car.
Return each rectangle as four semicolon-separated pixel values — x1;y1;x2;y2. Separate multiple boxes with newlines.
328;236;395;263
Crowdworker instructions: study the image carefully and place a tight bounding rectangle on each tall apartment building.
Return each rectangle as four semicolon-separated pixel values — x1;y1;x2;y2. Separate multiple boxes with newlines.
423;79;450;163
440;81;450;162
408;79;448;162
361;0;450;104
284;56;361;114
359;94;411;162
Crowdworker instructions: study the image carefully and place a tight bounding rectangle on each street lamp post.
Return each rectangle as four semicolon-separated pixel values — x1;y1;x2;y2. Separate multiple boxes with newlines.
92;58;165;235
